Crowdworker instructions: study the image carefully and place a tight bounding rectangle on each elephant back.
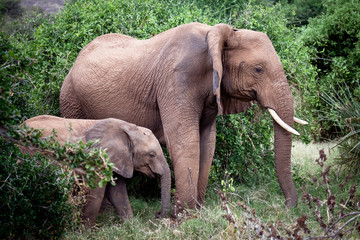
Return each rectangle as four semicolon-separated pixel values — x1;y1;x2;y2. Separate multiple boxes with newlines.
25;115;97;144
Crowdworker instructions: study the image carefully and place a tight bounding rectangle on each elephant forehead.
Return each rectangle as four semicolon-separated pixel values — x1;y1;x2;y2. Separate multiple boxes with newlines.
237;29;269;42
134;128;160;148
139;127;154;136
235;30;274;50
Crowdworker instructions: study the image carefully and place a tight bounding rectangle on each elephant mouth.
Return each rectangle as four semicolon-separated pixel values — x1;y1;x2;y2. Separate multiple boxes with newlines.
136;166;156;178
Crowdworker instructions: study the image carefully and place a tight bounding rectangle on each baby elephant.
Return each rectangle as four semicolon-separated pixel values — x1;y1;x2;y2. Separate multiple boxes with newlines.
24;115;171;227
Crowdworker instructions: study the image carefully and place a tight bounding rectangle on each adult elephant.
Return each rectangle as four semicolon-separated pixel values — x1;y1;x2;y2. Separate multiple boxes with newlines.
60;22;306;210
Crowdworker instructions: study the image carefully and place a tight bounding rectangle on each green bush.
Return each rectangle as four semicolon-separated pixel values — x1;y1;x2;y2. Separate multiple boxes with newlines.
0;32;22;126
300;0;360;139
190;0;248;22
212;105;274;184
0;141;75;239
0;16;114;237
275;0;324;26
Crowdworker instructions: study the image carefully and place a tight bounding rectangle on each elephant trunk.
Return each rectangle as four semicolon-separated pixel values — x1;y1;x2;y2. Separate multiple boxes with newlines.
272;85;298;207
159;160;171;217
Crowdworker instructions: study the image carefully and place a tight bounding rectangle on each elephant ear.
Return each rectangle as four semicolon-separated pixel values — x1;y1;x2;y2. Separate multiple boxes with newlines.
85;119;134;178
206;24;236;115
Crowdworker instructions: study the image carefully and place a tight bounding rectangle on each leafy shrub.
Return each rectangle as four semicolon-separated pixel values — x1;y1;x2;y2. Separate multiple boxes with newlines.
14;125;115;189
0;32;23;126
212;105;274;184
0;27;114;237
275;0;324;26
300;0;360;139
190;0;248;22
0;141;75;239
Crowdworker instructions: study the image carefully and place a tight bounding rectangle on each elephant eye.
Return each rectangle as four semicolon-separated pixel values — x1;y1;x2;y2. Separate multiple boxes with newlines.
149;153;156;158
255;66;264;74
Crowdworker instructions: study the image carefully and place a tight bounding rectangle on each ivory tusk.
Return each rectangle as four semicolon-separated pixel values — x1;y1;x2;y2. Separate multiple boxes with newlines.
294;117;308;125
268;109;300;136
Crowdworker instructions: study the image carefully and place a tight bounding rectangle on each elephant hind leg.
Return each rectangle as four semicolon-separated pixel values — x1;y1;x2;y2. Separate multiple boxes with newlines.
197;119;217;205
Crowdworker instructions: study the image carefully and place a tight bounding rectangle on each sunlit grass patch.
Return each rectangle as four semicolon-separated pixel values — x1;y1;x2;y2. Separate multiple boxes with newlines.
292;141;338;166
291;141;339;182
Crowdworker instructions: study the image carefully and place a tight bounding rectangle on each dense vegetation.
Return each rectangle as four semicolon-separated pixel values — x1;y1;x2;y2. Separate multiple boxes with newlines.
0;143;74;239
1;0;359;238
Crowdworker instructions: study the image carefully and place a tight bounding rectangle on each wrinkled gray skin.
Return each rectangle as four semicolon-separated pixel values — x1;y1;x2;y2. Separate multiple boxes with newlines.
24;115;171;227
60;22;299;210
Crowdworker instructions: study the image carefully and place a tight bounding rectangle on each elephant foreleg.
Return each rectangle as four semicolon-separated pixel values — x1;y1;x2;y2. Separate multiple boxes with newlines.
162;124;201;212
172;152;200;211
197;119;217;205
159;99;203;212
106;176;133;220
82;186;106;227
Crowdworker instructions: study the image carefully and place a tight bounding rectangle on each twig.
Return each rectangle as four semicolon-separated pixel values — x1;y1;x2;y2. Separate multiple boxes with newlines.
325;212;360;235
307;214;360;240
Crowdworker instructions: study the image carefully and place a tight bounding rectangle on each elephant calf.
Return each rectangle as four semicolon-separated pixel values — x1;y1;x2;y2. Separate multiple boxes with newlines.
23;115;171;227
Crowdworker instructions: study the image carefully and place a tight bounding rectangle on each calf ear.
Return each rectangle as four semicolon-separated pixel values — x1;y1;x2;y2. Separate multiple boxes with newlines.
85;119;134;178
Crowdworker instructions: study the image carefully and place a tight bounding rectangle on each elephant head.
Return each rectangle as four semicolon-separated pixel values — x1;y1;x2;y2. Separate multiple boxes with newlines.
207;24;306;207
85;119;171;217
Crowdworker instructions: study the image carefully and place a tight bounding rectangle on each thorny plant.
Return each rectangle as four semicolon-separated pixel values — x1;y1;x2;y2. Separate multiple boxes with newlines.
217;190;311;239
302;149;360;239
218;149;360;239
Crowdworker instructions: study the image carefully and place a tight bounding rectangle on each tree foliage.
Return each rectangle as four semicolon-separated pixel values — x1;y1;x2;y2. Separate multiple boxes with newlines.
274;0;324;26
300;0;360;139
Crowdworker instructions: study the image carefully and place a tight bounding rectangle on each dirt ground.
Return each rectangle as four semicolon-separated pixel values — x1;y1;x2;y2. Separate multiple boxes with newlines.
21;0;65;13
